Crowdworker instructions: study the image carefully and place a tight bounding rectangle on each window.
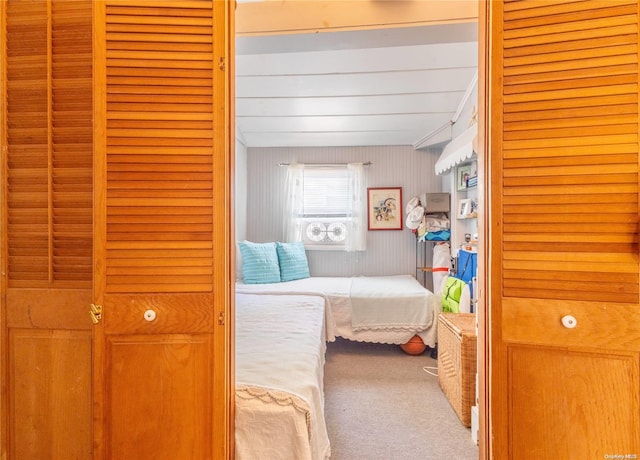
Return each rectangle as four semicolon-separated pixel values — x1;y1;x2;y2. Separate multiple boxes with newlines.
284;163;366;251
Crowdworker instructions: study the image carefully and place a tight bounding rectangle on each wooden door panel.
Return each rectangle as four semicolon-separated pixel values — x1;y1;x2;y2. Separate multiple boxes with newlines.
503;298;640;349
106;334;213;460
3;0;231;458
487;0;640;457
509;346;639;459
6;288;92;330
103;293;215;335
93;1;232;458
2;1;94;458
9;329;92;460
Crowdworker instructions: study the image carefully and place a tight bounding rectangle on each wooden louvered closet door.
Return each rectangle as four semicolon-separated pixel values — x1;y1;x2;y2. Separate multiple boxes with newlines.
93;2;232;459
2;1;232;459
1;1;94;458
487;0;640;458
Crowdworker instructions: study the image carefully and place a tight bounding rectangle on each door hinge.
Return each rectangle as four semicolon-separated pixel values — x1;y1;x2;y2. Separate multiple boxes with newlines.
89;304;103;325
218;57;225;71
218;311;225;326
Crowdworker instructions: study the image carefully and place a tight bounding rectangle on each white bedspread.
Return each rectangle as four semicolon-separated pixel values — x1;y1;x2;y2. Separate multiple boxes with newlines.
235;293;331;460
350;275;432;331
236;275;438;347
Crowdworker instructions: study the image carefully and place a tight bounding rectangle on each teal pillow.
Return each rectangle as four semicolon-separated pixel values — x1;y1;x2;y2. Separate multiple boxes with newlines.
238;241;281;284
276;241;310;282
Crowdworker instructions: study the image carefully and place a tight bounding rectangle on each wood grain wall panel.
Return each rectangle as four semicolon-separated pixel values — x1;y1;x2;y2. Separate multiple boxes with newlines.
104;2;215;294
500;0;639;303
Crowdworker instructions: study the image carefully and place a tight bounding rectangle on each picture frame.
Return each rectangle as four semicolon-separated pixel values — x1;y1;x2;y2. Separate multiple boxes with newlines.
456;164;474;191
457;198;472;219
367;187;403;230
456;162;476;191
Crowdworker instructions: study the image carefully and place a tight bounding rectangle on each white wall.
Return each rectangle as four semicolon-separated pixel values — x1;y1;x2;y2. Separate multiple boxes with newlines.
235;138;248;242
244;145;444;287
452;84;478;139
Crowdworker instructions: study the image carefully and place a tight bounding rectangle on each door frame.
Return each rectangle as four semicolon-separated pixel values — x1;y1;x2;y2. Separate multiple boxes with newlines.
0;0;7;455
477;1;490;458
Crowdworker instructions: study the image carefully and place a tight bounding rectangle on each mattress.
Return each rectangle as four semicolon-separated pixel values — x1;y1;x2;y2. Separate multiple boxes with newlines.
236;275;438;347
235;292;331;460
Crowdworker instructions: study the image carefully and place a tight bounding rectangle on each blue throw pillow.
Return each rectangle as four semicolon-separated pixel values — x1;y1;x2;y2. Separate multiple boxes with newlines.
238;241;281;284
276;241;310;282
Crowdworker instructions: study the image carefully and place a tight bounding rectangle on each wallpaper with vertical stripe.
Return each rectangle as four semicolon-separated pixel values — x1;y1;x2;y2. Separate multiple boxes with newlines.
242;145;444;288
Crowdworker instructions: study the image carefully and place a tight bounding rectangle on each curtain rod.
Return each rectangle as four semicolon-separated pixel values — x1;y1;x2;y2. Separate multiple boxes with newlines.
278;161;372;167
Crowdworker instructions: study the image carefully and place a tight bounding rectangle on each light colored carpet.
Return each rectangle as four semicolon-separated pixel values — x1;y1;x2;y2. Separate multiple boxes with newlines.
324;338;479;460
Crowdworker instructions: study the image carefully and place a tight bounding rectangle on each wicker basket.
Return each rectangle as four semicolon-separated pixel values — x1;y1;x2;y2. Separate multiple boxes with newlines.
437;313;477;427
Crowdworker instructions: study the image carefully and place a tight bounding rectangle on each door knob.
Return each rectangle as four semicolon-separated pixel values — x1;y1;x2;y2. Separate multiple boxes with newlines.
144;309;157;322
561;315;577;329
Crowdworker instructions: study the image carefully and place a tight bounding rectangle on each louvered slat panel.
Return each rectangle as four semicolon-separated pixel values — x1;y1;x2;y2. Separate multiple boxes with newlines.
105;2;214;293
6;0;93;288
52;0;93;283
501;0;639;302
6;0;49;284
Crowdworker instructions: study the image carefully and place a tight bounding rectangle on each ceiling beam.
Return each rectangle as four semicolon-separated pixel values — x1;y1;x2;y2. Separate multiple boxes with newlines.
236;0;478;36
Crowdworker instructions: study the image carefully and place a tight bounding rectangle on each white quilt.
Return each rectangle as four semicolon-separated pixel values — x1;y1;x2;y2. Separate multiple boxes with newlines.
350;275;432;331
235;292;331;460
236;275;438;346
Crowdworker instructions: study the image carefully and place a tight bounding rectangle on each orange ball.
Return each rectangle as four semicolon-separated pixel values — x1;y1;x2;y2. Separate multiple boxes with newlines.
400;335;426;355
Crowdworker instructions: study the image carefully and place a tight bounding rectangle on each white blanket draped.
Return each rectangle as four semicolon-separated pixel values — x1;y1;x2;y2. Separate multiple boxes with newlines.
236;275;438;346
349;275;432;331
235;293;331;460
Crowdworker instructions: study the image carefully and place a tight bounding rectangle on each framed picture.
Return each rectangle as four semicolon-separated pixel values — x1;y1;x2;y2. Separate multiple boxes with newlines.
367;187;403;230
457;198;472;219
457;164;473;191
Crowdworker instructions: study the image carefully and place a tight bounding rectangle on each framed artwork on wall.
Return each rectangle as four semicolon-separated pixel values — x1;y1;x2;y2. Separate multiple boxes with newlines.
367;187;403;230
456;162;478;191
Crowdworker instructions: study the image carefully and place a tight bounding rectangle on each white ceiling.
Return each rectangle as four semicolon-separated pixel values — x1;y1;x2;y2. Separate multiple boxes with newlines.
235;22;478;148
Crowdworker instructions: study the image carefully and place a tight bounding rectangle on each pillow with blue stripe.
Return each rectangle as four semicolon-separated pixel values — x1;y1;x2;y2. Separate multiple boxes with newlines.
238;241;281;284
276;241;310;282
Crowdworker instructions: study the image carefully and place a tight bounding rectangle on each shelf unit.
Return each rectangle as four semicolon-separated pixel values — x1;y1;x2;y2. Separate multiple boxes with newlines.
452;161;478;257
414;193;451;289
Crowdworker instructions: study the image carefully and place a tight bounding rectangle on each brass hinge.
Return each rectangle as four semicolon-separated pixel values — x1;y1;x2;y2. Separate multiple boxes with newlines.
218;311;225;326
218;57;225;71
89;304;103;325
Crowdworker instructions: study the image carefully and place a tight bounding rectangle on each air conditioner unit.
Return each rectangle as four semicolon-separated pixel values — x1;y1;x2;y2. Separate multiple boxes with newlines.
302;219;347;250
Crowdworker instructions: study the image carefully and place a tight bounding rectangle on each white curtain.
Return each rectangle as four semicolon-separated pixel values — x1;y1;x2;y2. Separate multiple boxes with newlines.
283;162;366;252
283;163;304;243
345;162;366;251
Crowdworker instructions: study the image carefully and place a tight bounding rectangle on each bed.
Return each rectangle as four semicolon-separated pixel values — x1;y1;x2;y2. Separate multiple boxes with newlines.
235;292;331;460
236;274;439;347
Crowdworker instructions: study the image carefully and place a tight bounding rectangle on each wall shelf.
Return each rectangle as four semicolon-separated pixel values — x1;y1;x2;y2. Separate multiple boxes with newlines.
414;193;451;288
